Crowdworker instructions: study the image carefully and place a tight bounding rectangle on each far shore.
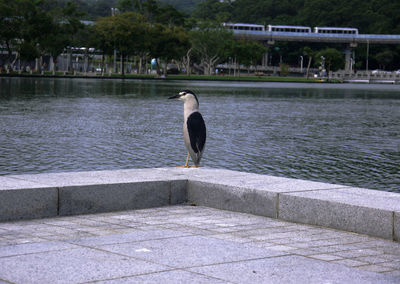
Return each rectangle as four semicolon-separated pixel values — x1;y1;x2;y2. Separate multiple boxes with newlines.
0;72;332;84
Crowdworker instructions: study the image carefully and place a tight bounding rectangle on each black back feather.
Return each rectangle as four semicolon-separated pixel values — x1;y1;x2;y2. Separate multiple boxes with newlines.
187;111;206;153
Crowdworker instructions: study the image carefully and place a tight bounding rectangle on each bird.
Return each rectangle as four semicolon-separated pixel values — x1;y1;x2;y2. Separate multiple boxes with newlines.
168;90;206;168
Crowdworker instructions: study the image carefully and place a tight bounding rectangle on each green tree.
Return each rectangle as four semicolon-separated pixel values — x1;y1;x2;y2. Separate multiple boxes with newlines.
95;12;147;76
228;39;266;76
148;24;190;75
44;1;84;73
0;0;51;69
243;40;266;73
17;0;55;70
192;0;231;22
375;49;394;70
0;0;22;64
315;48;344;74
154;4;185;27
0;0;84;72
190;21;233;75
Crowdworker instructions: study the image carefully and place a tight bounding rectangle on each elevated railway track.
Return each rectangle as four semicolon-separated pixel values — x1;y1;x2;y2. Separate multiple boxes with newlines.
233;30;400;44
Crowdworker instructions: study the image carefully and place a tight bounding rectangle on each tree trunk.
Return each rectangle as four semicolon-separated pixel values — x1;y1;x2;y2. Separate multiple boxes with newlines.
186;48;192;76
52;56;57;75
155;58;161;76
101;53;105;76
68;48;72;72
120;54;123;75
163;61;167;77
306;56;312;79
10;52;19;71
5;41;13;63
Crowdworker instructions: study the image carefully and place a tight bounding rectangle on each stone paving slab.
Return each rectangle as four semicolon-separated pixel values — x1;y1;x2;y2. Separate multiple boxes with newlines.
98;235;287;269
94;270;229;284
0;205;399;283
0;240;78;258
189;255;397;284
0;247;169;284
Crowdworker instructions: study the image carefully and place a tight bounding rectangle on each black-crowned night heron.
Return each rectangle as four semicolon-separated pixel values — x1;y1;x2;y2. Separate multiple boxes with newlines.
169;90;206;167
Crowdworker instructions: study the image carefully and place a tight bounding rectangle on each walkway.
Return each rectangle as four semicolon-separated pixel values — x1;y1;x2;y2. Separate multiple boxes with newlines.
0;205;399;283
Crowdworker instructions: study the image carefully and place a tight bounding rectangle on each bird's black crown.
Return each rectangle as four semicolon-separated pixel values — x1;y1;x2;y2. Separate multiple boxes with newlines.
181;89;199;105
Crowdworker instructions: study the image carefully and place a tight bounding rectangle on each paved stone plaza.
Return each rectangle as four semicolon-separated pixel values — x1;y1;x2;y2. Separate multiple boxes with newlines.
0;205;399;283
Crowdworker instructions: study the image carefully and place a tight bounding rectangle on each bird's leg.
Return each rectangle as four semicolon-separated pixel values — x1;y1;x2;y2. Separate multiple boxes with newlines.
184;153;190;168
177;153;191;168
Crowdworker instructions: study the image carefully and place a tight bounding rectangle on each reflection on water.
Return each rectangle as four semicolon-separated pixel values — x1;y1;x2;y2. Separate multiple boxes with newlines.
0;77;399;192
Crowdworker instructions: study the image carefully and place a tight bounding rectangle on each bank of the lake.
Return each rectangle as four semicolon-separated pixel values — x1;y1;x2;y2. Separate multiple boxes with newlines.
0;72;330;83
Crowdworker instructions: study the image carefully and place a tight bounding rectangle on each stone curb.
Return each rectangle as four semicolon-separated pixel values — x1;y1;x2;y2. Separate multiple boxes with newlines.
1;168;399;242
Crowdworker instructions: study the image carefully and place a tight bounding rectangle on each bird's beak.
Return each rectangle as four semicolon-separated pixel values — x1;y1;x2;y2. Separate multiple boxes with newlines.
168;94;180;99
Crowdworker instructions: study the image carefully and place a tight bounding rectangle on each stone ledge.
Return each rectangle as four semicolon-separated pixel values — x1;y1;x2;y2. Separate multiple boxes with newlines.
0;187;58;221
0;167;399;242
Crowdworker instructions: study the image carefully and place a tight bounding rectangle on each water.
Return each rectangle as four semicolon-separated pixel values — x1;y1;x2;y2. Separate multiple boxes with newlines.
0;77;399;192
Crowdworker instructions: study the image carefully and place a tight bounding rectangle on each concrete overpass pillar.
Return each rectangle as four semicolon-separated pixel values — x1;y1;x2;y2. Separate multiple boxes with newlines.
344;43;357;73
262;40;275;67
262;51;269;67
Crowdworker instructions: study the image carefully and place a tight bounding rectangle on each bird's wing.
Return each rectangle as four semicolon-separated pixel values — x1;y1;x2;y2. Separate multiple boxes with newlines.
187;112;206;153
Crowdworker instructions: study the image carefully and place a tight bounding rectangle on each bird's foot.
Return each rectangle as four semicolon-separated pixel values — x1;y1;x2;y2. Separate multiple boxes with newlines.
176;165;201;168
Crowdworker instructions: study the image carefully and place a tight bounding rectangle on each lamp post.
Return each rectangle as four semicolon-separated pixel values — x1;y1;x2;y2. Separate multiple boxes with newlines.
111;8;120;74
366;39;369;73
320;56;325;77
300;55;303;73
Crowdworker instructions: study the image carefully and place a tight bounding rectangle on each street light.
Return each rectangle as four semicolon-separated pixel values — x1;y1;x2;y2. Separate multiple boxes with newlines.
300;56;303;73
111;8;120;73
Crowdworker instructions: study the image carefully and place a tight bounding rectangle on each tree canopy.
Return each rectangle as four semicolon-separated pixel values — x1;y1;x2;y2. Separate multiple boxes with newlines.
193;0;400;35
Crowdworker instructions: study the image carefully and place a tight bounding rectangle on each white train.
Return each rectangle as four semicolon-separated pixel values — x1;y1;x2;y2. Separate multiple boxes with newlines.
223;23;359;35
267;25;311;33
222;23;265;31
313;27;358;35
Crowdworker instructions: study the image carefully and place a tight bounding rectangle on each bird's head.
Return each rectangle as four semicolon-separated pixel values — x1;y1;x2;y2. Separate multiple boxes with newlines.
168;90;199;106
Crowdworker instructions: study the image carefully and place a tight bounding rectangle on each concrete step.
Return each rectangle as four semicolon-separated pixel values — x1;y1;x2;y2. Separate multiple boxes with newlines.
1;167;399;242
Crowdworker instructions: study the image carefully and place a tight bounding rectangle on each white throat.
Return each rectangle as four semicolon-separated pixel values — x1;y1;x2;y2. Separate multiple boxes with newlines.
182;97;199;120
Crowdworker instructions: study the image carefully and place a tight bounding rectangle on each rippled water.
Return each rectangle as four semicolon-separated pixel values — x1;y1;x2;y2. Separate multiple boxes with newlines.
0;77;399;192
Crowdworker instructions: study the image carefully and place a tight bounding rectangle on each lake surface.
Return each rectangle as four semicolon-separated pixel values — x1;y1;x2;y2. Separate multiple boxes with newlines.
0;77;399;192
